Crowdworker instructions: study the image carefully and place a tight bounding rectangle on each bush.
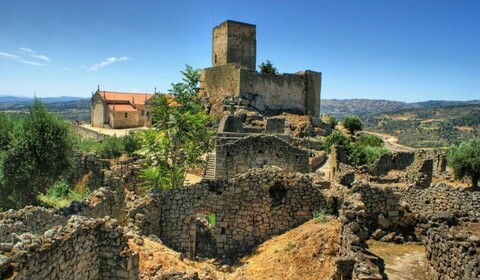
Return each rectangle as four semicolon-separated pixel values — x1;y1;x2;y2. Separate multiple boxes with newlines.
258;60;278;74
322;130;351;153
343;115;363;134
37;180;90;209
350;145;388;166
356;134;383;147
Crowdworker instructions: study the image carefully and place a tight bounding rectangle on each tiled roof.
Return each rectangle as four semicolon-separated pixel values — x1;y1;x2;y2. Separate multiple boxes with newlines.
108;104;137;112
99;91;154;105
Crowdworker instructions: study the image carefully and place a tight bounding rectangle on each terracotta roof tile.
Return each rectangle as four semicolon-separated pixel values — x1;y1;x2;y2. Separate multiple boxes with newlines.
99;91;154;105
108;104;137;112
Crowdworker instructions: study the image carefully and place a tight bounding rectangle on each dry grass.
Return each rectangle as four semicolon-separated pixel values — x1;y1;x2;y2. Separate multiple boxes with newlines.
129;219;341;280
228;219;340;280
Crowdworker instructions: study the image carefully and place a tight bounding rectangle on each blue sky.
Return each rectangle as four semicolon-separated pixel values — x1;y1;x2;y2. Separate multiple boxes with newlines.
0;0;478;102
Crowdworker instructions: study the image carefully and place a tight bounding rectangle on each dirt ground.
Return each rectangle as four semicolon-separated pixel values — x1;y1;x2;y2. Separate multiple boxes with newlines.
367;240;427;280
129;219;340;280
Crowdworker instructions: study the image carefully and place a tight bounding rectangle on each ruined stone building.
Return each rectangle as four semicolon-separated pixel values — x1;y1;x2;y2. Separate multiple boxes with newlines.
199;20;322;118
91;89;154;129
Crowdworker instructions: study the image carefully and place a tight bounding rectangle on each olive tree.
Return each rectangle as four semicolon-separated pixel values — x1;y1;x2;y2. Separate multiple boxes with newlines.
343;115;363;134
448;138;480;189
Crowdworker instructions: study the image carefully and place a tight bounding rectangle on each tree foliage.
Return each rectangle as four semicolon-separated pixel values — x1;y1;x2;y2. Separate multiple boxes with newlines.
138;65;214;191
448;138;480;188
258;60;278;74
343;115;363;134
322;130;351;153
0;99;76;209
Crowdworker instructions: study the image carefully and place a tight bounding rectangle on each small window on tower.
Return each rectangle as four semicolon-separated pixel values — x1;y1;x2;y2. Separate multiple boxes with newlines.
125;113;128;118
141;110;144;116
146;111;150;117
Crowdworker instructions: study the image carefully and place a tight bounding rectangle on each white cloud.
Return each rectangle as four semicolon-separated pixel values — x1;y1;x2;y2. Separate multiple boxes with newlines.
18;59;45;66
19;47;34;53
18;47;52;62
0;50;44;66
0;51;21;59
30;54;51;62
89;56;129;71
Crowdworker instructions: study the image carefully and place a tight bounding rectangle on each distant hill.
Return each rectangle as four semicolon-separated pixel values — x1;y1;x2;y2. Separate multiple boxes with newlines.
0;97;91;122
320;99;480;118
0;95;87;104
364;103;480;148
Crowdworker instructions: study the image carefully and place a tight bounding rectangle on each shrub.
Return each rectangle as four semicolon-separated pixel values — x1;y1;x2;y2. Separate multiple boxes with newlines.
258;60;278;74
350;145;388;166
356;133;383;147
97;136;125;159
313;209;331;223
322;130;351;153
343;115;363;134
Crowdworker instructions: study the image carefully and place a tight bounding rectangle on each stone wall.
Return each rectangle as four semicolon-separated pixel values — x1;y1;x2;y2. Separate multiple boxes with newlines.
424;221;479;280
0;216;139;279
398;183;480;221
212;20;256;70
214;135;310;179
369;151;415;176
0;187;125;242
67;152;106;188
128;167;334;257
73;124;106;140
239;70;306;115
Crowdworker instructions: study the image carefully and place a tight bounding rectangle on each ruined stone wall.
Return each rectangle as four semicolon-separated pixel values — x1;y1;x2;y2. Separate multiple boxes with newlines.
369;151;415;176
0;216;139;279
239;70;306;115
215;135;309;179
424;223;479;280
0;187;125;242
350;182;404;232
398;183;480;220
128;167;333;257
404;151;433;187
67;152;105;188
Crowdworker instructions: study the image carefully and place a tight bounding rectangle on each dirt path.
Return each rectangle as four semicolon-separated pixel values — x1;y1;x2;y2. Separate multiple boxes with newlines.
367;240;427;280
364;131;415;152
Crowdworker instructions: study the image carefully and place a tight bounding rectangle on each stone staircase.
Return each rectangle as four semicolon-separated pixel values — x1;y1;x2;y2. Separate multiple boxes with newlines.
204;153;216;180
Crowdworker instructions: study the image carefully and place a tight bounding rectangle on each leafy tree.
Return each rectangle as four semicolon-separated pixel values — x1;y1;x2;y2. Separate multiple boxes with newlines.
322;130;351;153
138;65;214;190
0;99;76;209
258;60;278;74
343;115;363;134
448;138;480;188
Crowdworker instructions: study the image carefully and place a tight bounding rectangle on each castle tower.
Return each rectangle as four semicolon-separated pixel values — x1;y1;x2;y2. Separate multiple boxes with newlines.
212;20;256;70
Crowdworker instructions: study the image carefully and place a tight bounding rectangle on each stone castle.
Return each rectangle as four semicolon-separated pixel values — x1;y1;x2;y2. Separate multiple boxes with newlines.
199;20;322;118
0;20;478;280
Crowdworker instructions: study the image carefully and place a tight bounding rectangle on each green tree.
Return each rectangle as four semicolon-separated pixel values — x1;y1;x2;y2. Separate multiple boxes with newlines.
322;130;351;153
138;65;214;190
343;115;363;134
258;60;278;74
0;98;76;209
448;138;480;189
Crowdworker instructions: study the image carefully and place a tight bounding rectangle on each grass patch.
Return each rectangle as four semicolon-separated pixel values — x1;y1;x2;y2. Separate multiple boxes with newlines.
37;180;90;209
313;210;332;223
